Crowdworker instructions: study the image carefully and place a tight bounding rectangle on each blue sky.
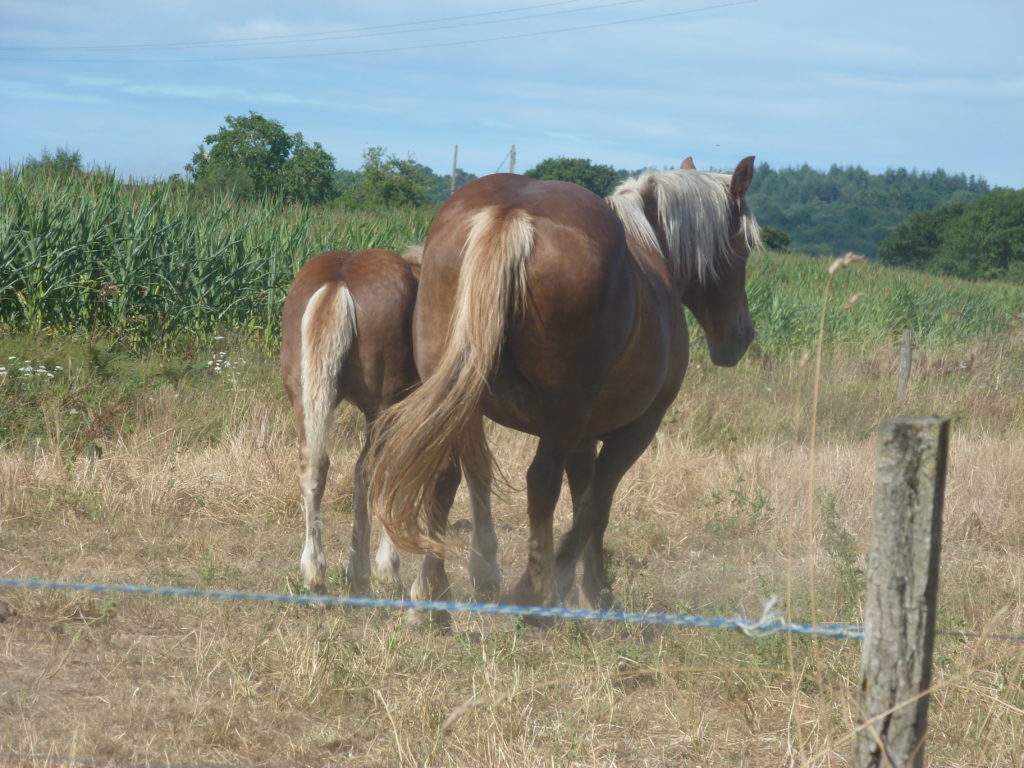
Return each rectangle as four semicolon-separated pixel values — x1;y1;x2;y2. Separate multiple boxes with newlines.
1;0;1021;185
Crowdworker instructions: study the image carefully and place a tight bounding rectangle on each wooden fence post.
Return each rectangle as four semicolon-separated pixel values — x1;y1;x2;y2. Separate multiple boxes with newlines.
855;417;949;768
897;329;913;402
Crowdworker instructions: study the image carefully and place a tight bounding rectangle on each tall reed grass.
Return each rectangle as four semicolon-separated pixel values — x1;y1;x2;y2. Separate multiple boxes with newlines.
3;169;1022;349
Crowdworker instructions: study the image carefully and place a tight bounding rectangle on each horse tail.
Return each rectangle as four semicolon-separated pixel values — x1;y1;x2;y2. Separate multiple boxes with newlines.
300;282;358;477
369;206;534;554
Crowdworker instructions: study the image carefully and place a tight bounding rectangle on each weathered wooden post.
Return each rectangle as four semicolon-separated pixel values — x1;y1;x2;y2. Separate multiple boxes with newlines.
855;417;949;768
897;329;913;403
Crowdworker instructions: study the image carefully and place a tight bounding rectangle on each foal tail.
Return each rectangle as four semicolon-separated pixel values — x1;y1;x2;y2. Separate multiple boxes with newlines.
300;283;358;473
368;207;534;554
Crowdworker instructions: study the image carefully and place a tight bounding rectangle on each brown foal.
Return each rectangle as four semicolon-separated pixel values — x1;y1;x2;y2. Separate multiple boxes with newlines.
368;159;762;614
280;248;500;598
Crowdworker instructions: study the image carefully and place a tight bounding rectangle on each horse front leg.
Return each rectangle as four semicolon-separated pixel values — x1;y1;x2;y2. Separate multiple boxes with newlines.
553;440;597;603
556;407;666;610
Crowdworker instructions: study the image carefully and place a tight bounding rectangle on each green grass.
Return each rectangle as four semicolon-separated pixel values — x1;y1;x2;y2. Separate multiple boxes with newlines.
3;169;1023;349
746;250;1024;351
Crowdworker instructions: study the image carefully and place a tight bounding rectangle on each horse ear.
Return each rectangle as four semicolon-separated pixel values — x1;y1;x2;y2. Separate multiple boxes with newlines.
730;155;755;199
680;156;696;170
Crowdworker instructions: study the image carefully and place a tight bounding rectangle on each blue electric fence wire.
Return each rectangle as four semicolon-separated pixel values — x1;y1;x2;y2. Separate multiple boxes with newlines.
0;577;864;641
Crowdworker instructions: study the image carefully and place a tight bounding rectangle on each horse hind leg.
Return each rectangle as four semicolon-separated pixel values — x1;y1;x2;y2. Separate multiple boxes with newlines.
298;283;357;594
299;442;330;594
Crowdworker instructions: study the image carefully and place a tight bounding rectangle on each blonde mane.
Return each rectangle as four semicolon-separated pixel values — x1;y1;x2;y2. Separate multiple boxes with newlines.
606;169;762;286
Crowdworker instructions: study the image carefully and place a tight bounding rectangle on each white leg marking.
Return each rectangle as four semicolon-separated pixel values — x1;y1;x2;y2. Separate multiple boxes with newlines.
297;283;357;593
373;532;402;589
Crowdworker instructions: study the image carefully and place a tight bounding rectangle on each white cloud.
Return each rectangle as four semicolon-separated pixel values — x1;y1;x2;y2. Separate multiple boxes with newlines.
67;76;125;88
211;16;346;41
824;73;1024;97
67;76;329;106
0;79;108;104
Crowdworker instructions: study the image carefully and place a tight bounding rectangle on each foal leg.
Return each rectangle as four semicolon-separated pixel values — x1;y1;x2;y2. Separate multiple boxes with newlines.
506;436;573;609
345;427;373;594
556;408;667;609
409;456;462;627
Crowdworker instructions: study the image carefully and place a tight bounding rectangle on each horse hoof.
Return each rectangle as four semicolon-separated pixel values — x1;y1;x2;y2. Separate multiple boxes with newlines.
470;573;502;603
346;576;370;596
584;587;616;612
302;573;328;595
372;573;403;597
501;582;558;628
345;558;371;596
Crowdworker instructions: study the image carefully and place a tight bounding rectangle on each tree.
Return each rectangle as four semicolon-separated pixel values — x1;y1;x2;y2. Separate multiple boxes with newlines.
22;147;83;175
430;167;478;204
931;190;1024;281
760;226;791;251
877;203;965;269
186;112;336;203
332;168;361;200
525;157;620;196
746;162;989;257
342;147;434;207
192;162;257;199
877;190;1024;282
280;140;336;204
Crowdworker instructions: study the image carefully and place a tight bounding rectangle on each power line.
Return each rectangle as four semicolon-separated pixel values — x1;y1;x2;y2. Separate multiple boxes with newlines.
99;0;665;52
496;149;512;173
0;0;759;64
0;0;590;51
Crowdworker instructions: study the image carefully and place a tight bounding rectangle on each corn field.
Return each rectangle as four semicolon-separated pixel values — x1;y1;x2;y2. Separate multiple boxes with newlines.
0;170;430;345
2;169;1022;349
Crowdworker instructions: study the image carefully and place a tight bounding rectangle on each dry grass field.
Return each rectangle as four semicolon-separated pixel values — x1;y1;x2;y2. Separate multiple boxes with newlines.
2;330;1024;766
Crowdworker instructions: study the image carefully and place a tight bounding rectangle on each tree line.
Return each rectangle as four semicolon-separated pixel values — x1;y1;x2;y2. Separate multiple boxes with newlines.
17;111;1020;283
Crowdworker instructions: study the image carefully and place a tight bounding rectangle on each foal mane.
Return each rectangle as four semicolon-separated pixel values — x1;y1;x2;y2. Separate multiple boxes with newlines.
606;169;762;286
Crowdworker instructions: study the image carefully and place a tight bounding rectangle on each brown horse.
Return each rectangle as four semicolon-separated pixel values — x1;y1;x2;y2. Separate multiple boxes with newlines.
279;248;501;598
368;158;762;612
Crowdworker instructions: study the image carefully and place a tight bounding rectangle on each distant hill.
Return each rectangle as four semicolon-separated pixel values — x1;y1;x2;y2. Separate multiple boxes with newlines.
745;163;991;258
